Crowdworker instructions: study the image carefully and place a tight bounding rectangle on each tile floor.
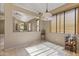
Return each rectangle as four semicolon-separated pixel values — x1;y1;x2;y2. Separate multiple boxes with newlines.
25;42;65;56
0;35;79;56
25;41;79;56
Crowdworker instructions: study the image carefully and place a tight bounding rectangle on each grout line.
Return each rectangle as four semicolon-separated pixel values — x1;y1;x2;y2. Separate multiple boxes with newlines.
29;46;48;54
34;48;51;56
46;50;56;56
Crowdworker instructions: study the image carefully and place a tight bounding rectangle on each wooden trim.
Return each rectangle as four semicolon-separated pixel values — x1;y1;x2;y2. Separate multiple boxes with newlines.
50;3;79;15
56;14;57;33
75;8;76;34
49;21;51;32
77;8;79;34
64;11;65;33
59;14;61;32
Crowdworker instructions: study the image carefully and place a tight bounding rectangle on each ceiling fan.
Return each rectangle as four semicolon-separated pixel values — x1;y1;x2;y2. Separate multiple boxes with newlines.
35;3;53;21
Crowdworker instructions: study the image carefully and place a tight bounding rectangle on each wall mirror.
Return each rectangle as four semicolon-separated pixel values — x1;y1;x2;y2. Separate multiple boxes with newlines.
12;10;40;32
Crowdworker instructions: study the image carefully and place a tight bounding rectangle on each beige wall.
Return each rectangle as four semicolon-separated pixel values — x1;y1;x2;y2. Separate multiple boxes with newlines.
46;33;65;46
4;4;41;49
5;32;41;49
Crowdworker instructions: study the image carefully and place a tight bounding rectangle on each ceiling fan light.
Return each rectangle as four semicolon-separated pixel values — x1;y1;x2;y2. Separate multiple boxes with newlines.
41;12;53;21
35;16;40;19
42;12;52;18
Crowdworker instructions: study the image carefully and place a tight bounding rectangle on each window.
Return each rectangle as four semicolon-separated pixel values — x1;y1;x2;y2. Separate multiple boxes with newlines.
52;13;64;33
57;14;60;32
19;23;24;32
51;15;56;32
60;12;64;33
65;9;75;34
50;9;77;34
36;20;40;31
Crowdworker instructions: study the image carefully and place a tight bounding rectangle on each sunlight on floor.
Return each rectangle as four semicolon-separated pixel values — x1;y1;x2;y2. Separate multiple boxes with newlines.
25;42;65;56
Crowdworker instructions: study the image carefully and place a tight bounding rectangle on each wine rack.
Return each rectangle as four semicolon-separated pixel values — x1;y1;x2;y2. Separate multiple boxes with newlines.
65;35;77;53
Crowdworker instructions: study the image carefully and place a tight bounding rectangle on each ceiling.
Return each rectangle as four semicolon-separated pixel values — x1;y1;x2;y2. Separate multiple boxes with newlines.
13;10;36;22
0;3;65;14
0;3;65;22
14;3;65;14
